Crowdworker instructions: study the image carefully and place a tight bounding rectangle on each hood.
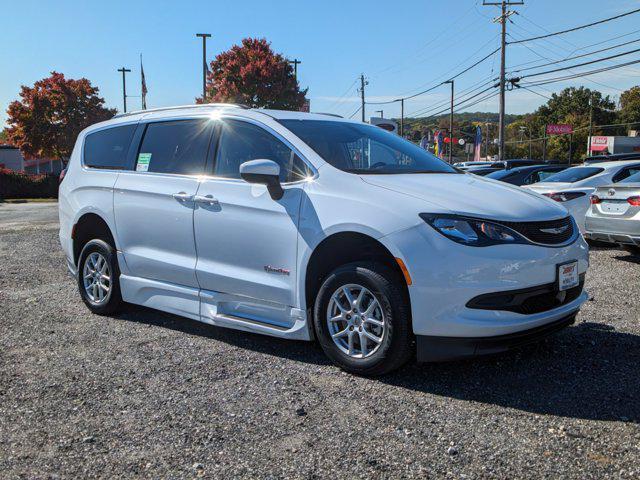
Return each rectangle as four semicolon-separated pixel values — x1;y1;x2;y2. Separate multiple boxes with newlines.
361;173;568;222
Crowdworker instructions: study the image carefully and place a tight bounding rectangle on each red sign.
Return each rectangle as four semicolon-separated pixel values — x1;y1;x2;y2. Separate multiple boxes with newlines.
546;124;573;135
590;136;609;152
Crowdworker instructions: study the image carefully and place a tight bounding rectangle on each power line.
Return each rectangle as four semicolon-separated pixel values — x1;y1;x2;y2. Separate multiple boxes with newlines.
507;8;640;44
508;36;640;75
515;46;640;79
519;58;640;88
348;105;362;119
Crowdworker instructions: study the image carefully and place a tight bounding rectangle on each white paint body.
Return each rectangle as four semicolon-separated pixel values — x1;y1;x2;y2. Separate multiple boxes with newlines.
60;105;590;345
524;160;640;232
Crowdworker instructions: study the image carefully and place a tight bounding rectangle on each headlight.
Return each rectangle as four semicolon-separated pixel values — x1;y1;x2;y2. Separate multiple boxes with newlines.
419;214;525;247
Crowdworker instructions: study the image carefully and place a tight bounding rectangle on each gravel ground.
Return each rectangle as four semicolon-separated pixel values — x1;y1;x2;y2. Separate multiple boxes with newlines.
1;204;639;479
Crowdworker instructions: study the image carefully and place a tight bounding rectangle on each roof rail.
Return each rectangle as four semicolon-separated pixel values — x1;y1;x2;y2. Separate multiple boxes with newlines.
113;103;250;119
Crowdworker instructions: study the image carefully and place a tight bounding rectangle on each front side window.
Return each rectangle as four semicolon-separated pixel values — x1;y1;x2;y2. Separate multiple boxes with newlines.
84;124;136;169
214;119;311;182
136;120;212;175
542;167;604;183
279;119;458;175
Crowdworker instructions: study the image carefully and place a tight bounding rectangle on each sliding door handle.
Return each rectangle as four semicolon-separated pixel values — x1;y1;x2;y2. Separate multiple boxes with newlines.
193;194;219;206
172;192;193;201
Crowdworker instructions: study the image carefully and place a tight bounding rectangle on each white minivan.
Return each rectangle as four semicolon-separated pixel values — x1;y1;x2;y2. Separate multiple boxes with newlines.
59;104;589;375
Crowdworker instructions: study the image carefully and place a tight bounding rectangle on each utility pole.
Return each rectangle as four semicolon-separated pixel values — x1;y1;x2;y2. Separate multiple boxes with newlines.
288;58;301;79
359;74;368;122
375;110;384;118
444;79;454;164
400;99;404;137
484;1;523;161
117;67;131;113
588;92;594;156
196;33;211;102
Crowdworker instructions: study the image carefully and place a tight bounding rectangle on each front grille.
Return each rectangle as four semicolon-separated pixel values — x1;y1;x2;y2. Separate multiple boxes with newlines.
501;216;575;245
467;274;585;315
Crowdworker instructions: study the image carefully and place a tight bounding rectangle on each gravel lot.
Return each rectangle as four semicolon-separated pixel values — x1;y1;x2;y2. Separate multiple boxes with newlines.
1;202;639;479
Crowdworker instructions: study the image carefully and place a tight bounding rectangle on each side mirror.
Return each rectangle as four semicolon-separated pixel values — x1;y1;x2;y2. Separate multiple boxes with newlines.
239;159;284;200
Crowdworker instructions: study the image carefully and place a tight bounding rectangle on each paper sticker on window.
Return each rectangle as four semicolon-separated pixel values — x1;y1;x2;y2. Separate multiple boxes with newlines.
136;153;152;172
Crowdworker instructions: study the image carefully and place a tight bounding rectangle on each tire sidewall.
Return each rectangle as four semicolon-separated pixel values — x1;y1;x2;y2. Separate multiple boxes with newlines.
77;239;121;315
313;263;409;374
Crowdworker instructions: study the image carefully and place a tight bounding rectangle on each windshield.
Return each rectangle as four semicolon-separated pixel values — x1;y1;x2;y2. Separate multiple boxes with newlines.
279;120;458;174
620;171;640;183
542;166;603;183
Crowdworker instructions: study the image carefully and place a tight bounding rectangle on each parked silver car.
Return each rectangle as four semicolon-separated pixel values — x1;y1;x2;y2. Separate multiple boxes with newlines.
584;171;640;250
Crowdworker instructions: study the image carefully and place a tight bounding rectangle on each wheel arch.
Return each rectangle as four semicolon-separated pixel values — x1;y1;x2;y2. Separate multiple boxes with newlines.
303;231;410;317
72;212;117;267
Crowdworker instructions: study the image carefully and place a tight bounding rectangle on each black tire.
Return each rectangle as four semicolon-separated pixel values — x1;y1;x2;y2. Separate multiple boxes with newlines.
77;239;123;315
313;261;413;376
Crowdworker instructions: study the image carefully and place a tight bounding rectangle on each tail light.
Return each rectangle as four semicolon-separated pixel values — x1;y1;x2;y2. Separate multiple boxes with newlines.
59;168;67;184
627;196;640;206
543;191;586;203
590;195;601;205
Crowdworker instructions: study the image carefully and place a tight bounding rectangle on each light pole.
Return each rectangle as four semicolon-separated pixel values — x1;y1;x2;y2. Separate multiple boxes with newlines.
196;33;211;102
117;67;131;113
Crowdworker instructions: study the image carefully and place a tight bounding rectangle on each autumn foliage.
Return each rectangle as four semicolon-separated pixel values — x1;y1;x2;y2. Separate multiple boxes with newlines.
201;38;307;110
6;72;115;160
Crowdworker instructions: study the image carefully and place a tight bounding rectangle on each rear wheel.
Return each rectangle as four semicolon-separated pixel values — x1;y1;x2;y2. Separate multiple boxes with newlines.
77;239;123;315
313;262;413;376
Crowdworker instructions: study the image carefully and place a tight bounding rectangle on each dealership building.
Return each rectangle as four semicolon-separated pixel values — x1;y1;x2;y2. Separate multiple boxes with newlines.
589;134;640;155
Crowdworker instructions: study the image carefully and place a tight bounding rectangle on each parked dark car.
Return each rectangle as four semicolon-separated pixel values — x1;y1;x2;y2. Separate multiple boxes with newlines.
486;164;569;186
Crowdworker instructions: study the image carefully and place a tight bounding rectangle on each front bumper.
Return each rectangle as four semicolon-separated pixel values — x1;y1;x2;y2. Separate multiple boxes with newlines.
381;222;589;339
416;311;577;362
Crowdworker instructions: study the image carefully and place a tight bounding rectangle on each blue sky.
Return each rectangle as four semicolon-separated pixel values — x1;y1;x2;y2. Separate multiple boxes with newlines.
1;0;640;127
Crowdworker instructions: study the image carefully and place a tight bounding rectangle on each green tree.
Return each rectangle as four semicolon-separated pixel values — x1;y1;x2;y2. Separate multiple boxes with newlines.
618;86;640;129
6;72;114;160
533;87;615;162
201;37;307;110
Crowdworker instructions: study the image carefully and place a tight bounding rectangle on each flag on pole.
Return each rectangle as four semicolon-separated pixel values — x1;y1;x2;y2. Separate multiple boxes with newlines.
140;54;147;110
473;125;482;161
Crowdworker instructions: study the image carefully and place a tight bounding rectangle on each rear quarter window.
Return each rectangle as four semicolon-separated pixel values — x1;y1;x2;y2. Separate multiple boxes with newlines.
83;124;136;169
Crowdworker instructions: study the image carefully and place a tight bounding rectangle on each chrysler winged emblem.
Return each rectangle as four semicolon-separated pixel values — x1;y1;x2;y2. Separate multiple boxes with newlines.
540;225;569;234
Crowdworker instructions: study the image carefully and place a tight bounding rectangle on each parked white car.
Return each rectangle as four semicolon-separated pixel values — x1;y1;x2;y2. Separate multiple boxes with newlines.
59;104;589;375
524;160;640;232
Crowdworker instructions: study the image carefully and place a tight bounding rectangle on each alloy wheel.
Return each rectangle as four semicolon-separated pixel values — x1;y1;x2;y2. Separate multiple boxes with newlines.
326;284;386;359
82;252;111;304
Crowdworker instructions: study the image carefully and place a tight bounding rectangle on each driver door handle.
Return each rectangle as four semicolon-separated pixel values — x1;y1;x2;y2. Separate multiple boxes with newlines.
172;192;193;202
193;194;219;206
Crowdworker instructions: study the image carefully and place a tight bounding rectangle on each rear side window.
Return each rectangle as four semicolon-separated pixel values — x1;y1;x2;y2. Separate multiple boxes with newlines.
613;165;640;183
214;119;311;182
543;167;604;183
83;125;136;169
620;171;640;183
136;120;212;175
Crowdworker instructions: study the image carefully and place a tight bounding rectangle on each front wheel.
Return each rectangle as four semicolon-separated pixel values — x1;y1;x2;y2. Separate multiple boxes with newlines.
313;262;413;376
